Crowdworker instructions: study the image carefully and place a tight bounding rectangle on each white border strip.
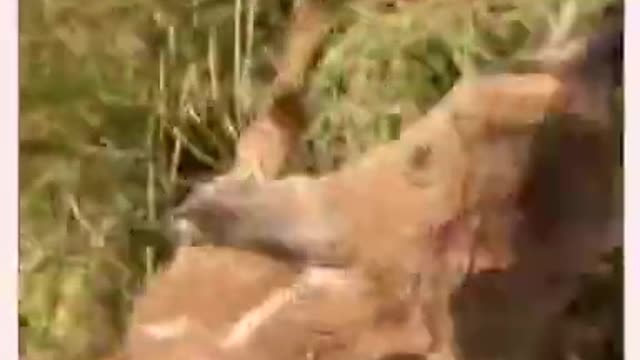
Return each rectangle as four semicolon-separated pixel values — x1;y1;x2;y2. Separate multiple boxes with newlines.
0;0;19;358
1;2;634;360
625;1;638;359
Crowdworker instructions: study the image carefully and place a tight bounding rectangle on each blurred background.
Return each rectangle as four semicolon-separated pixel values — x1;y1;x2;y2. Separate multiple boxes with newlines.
19;0;622;359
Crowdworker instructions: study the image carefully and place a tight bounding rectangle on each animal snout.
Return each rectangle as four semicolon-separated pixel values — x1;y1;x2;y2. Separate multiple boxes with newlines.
167;208;203;246
167;185;242;247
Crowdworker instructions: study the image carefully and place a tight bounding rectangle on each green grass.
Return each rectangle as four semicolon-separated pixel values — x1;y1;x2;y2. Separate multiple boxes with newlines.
19;0;617;359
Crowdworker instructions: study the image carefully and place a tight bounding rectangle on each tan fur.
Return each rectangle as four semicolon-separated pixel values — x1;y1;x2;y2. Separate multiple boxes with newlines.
123;9;622;357
120;246;438;360
166;73;571;359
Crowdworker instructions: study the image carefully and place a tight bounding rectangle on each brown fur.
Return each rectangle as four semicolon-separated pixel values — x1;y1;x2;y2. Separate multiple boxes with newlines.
119;246;436;360
119;8;623;359
168;72;568;359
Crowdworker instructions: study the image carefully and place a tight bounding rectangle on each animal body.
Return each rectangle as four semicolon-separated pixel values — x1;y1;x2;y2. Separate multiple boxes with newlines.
164;3;623;359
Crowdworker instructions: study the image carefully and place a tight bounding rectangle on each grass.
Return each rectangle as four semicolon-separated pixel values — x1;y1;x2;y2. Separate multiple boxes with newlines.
19;0;618;359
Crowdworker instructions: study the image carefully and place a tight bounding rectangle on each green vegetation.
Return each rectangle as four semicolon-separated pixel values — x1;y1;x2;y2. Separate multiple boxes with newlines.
19;0;619;359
